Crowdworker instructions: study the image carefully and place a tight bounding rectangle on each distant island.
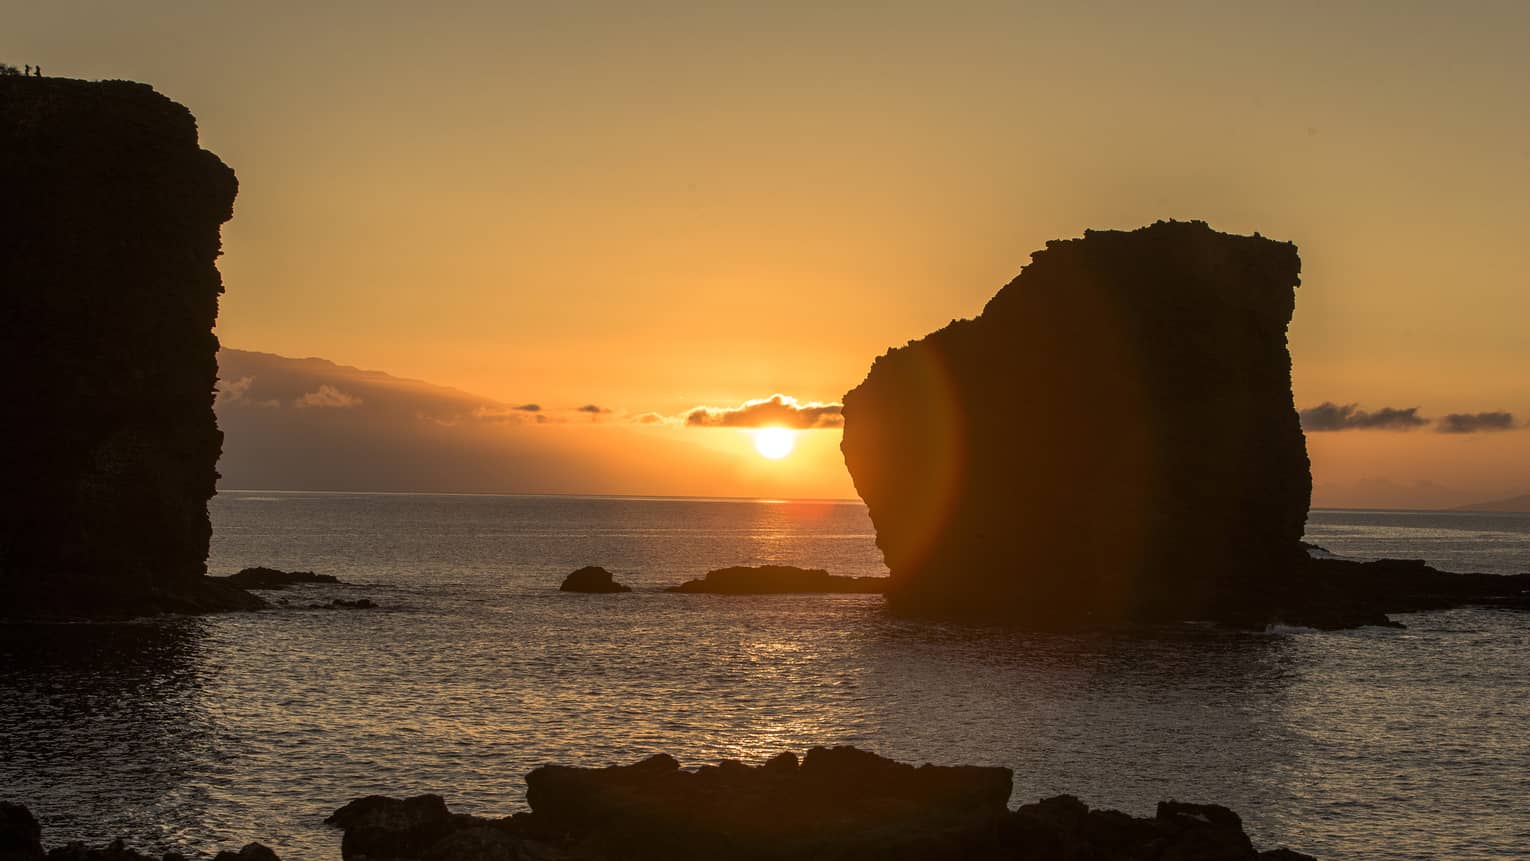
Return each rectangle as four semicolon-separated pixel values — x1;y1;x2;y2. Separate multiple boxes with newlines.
1454;493;1530;513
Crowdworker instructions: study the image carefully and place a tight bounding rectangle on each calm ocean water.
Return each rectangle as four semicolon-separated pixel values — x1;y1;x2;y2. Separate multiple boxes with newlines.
3;493;1529;859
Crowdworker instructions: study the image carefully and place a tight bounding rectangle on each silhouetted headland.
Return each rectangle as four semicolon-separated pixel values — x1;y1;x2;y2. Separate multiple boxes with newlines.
841;221;1529;629
665;565;887;594
320;747;1313;860
560;566;633;593
0;76;259;619
1454;492;1530;513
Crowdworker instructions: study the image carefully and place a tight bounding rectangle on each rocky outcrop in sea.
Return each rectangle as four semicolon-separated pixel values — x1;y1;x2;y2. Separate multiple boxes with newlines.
840;220;1529;629
665;565;887;594
0;76;256;619
560;566;633;593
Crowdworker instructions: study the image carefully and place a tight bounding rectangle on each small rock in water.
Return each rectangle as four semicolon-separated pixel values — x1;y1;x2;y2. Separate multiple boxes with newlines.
559;566;632;593
665;565;886;594
224;567;339;590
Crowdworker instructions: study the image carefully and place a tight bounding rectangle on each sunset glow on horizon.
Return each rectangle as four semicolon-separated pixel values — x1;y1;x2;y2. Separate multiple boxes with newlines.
16;2;1528;506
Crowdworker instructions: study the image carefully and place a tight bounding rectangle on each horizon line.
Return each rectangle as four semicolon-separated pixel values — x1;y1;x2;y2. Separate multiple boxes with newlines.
216;488;867;505
212;488;1518;514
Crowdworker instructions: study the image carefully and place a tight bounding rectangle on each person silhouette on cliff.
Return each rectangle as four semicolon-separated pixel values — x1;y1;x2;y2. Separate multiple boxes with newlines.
24;65;29;75
35;66;42;77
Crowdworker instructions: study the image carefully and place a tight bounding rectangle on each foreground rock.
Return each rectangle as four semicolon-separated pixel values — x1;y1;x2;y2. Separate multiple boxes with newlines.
0;801;278;861
0;76;249;620
560;566;632;593
326;747;1313;860
841;221;1309;626
665;565;887;594
219;567;340;589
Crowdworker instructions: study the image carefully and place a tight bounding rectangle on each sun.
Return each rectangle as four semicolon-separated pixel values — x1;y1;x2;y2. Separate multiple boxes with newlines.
753;426;796;459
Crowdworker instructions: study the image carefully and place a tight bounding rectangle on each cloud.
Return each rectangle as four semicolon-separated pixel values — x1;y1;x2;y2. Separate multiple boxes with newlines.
1299;402;1428;432
685;394;844;429
215;376;253;406
632;412;671;425
294;385;362;409
216;375;279;408
577;404;610;414
513;403;542;413
1436;411;1516;434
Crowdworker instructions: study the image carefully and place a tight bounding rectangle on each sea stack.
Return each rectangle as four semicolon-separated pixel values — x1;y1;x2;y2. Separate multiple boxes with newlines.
0;77;254;617
840;221;1310;626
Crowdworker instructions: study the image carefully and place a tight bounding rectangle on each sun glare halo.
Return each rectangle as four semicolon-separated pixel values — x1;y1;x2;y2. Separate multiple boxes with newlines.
753;427;796;459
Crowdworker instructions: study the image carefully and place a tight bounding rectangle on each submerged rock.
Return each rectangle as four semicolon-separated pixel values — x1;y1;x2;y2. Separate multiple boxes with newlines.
222;567;340;589
310;598;377;610
326;747;1313;860
560;566;633;593
665;565;887;594
0;76;250;620
841;221;1311;626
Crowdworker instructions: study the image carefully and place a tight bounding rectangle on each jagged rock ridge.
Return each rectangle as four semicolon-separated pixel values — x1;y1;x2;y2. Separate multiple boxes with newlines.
322;746;1314;859
0;76;257;617
841;221;1311;626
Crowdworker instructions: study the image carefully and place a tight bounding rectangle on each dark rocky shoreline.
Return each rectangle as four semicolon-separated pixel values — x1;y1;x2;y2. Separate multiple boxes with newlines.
2;748;1317;860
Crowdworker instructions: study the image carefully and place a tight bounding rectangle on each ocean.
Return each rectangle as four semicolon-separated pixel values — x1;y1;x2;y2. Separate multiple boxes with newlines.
3;493;1528;859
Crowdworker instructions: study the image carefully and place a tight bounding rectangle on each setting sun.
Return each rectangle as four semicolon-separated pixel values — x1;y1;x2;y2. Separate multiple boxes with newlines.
753;427;796;459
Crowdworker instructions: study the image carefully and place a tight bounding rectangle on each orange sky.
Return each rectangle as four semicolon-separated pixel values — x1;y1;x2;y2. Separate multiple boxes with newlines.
10;3;1530;505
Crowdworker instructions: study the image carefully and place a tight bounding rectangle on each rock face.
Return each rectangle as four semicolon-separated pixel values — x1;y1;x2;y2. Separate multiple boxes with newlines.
323;747;1314;860
841;221;1310;626
0;76;251;618
560;566;633;593
665;565;887;594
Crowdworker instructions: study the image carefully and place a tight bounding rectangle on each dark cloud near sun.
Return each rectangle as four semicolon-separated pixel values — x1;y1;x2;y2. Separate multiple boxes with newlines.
513;403;542;413
1436;411;1516;434
1299;402;1428;432
685;394;844;429
577;404;611;414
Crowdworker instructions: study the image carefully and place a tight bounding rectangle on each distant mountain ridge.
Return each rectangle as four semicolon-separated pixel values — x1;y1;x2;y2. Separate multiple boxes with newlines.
1454;493;1530;513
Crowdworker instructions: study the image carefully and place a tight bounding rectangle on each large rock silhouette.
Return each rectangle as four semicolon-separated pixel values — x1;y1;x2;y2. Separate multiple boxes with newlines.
0;77;258;617
841;221;1310;626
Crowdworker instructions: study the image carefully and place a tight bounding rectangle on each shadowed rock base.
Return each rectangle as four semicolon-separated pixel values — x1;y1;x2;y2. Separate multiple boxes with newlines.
325;747;1315;860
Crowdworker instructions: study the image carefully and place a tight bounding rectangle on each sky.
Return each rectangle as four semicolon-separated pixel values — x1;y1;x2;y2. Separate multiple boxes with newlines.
9;2;1530;505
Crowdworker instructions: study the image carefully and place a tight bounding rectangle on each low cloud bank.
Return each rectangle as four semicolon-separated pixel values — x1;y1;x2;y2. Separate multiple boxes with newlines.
685;394;843;429
1299;402;1427;431
1436;411;1516;434
1300;402;1519;434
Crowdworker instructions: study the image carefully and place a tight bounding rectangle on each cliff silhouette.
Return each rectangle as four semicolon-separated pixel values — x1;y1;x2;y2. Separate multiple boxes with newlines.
841;221;1312;626
0;76;259;617
841;221;1530;629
